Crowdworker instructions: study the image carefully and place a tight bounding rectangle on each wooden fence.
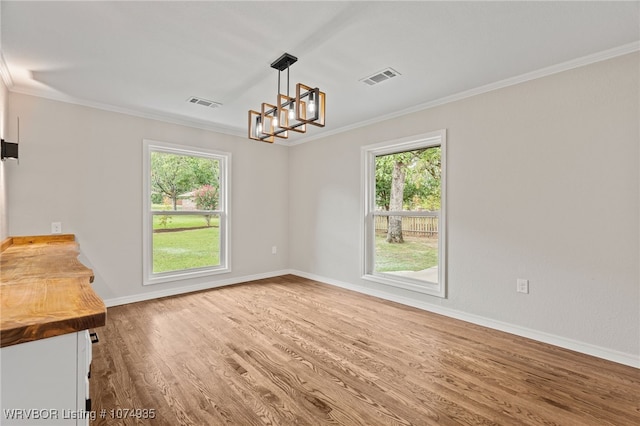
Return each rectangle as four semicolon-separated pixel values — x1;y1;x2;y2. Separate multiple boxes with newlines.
375;215;439;238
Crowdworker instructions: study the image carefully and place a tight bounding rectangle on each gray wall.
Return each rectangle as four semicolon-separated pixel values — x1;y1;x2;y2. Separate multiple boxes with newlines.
0;77;8;241
289;53;639;360
6;53;639;365
6;94;290;302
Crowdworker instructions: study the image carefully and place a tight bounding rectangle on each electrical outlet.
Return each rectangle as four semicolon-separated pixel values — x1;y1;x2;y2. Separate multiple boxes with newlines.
51;222;62;234
272;246;277;255
517;278;529;294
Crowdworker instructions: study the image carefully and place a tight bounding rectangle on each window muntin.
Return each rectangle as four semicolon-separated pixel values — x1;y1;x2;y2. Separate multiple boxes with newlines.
362;131;446;297
143;140;230;285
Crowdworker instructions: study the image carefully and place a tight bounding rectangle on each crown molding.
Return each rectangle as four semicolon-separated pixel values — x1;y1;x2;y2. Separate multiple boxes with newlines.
5;41;638;145
8;85;246;138
0;52;14;89
292;41;640;146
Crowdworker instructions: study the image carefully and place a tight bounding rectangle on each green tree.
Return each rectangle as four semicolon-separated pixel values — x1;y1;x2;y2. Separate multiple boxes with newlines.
151;153;219;210
190;156;219;189
375;147;441;243
150;192;164;205
406;147;441;211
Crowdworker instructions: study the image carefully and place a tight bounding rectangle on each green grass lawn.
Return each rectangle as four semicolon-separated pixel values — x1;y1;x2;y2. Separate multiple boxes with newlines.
152;214;220;273
375;234;438;272
153;214;219;230
152;218;434;274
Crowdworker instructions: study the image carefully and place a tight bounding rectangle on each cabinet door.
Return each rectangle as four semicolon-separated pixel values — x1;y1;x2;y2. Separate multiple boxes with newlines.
76;330;92;426
1;333;79;425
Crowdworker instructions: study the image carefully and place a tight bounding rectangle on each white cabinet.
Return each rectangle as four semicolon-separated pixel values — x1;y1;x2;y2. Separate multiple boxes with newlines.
0;331;93;425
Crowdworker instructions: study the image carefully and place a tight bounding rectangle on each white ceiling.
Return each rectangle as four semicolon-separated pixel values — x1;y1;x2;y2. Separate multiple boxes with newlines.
1;1;639;144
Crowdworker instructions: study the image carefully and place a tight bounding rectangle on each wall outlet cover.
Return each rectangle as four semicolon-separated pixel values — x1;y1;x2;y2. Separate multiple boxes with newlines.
517;278;529;294
51;222;62;234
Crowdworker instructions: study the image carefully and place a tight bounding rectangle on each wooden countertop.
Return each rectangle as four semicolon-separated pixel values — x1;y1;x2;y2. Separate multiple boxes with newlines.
0;234;106;348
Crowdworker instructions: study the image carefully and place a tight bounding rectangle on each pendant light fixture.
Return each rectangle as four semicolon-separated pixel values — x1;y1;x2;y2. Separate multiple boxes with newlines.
248;53;325;143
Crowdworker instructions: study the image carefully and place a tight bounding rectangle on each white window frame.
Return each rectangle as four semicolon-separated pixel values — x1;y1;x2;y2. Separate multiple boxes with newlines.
142;139;231;285
361;130;447;297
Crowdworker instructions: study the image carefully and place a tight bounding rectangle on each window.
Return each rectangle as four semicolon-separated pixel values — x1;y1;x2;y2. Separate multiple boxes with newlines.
362;130;446;297
143;140;230;285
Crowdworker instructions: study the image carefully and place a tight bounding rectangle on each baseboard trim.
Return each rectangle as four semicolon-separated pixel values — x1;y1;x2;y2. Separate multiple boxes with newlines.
102;268;639;368
103;270;292;308
290;270;640;369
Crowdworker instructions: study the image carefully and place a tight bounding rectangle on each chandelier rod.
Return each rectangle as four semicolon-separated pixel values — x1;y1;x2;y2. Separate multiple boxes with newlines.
277;68;281;98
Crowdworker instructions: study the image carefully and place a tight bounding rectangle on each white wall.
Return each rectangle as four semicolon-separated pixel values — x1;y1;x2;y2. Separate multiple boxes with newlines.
6;95;290;302
289;53;640;362
0;77;8;241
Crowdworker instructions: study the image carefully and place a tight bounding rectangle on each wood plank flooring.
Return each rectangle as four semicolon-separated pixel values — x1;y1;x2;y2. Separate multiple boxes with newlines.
90;275;640;425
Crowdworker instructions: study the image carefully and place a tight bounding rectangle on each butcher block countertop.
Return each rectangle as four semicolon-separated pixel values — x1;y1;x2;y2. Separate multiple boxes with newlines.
0;234;106;348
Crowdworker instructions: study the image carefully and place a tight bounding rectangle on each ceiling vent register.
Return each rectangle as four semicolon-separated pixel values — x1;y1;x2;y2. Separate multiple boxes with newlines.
360;68;401;86
187;96;222;108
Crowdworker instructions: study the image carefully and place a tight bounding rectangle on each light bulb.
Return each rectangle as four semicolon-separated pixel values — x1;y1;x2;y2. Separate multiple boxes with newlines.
288;103;296;120
273;116;278;128
255;118;262;137
307;93;316;114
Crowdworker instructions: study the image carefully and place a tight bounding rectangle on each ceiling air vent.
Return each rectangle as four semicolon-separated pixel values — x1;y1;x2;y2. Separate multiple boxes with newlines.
360;68;401;86
187;96;222;109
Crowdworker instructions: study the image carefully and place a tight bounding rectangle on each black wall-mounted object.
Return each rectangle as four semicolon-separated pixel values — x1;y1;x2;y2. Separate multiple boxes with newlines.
1;139;18;160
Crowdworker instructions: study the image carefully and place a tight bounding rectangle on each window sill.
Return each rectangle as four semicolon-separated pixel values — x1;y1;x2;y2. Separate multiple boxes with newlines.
362;273;445;298
144;266;231;286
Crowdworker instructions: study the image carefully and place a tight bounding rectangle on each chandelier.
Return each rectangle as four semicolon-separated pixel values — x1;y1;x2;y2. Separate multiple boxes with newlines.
248;53;325;143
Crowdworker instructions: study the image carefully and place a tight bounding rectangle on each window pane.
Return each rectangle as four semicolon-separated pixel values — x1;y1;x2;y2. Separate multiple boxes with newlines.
373;146;441;283
150;151;220;211
152;213;221;273
144;140;230;285
374;214;439;283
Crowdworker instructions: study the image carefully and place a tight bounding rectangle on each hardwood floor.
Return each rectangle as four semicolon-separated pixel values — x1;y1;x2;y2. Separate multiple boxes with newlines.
91;275;639;425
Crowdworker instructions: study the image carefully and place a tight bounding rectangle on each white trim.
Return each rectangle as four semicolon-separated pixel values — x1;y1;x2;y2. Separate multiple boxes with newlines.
5;42;637;145
290;270;640;369
152;210;223;216
291;41;640;145
373;211;439;217
361;130;447;298
9;86;245;138
142;139;231;285
103;270;292;307
362;272;442;295
101;268;639;368
142;138;233;160
0;52;14;88
9;86;292;146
